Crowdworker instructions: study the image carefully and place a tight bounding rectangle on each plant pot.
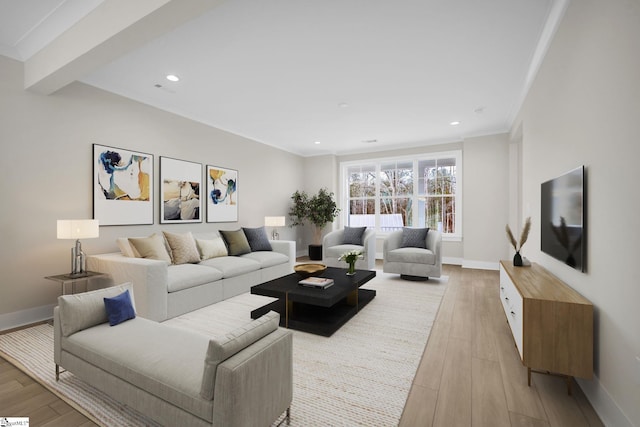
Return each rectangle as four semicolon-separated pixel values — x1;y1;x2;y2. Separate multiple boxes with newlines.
308;244;323;261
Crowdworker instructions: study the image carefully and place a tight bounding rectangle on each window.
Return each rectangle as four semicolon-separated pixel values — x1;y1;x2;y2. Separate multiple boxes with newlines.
341;151;462;238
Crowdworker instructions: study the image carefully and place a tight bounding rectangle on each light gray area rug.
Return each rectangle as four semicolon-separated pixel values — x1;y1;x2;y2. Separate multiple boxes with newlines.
0;272;447;426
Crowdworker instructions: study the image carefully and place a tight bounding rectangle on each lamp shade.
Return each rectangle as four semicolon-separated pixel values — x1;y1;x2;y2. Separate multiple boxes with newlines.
57;219;99;240
264;216;285;227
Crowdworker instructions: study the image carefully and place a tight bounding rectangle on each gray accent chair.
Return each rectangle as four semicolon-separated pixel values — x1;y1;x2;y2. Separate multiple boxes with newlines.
383;229;442;279
322;228;376;270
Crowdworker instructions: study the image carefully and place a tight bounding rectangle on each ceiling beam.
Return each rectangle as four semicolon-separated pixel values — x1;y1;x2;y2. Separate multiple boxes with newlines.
24;0;225;95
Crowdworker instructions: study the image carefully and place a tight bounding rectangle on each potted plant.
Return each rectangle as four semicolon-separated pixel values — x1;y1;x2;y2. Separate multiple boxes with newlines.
289;188;340;260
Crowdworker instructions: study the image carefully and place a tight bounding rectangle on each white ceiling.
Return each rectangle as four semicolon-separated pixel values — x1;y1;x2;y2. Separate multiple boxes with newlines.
0;0;563;157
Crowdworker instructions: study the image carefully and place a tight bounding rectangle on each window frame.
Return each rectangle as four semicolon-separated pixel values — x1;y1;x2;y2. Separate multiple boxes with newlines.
339;150;462;241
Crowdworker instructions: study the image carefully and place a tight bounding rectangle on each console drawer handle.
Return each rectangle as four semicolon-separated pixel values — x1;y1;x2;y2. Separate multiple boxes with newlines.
505;297;509;302
510;311;516;317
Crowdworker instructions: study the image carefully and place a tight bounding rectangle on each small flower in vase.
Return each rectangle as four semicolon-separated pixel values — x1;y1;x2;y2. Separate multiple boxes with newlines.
338;249;364;275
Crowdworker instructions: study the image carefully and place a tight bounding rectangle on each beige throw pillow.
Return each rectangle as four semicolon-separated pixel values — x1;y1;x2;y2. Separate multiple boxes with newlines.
196;237;228;260
163;231;200;264
128;234;172;263
116;237;140;258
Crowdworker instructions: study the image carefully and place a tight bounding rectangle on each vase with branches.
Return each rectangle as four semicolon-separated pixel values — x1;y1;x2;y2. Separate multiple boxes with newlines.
506;217;531;266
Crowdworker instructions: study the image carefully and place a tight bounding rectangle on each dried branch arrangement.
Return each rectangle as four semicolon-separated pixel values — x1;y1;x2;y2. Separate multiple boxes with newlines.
506;217;531;252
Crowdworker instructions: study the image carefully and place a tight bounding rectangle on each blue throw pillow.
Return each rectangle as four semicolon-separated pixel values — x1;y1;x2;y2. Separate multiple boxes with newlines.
342;226;367;245
400;227;429;249
103;289;136;326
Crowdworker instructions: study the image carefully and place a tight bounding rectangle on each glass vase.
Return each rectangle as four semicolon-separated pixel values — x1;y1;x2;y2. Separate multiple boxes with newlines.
347;261;356;275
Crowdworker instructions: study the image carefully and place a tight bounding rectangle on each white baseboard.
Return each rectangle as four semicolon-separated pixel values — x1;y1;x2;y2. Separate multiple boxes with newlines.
443;257;463;266
0;304;54;332
577;376;635;427
462;259;500;270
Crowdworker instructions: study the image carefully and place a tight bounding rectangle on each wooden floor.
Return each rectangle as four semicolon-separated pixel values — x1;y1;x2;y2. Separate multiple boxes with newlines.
0;264;602;426
0;356;98;426
399;264;603;427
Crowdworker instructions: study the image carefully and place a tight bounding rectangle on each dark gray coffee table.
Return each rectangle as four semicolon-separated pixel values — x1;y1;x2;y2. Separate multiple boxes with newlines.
250;267;376;336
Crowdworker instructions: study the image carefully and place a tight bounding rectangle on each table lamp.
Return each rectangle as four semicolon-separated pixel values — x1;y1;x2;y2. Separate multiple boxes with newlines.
264;216;285;240
57;219;99;277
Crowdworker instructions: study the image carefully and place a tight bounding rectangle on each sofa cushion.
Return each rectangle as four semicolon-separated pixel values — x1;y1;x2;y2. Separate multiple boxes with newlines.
240;251;289;268
386;247;436;265
198;256;260;278
200;311;279;400
63;317;214;421
342;226;367;245
242;226;273;252
195;236;228;260
219;229;251;256
103;289;136;326
116;237;140;258
58;283;134;337
400;227;429;249
128;234;172;263
163;231;200;265
167;264;224;293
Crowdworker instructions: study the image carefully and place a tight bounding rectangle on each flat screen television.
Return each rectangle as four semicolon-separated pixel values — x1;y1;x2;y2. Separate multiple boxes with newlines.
540;166;586;272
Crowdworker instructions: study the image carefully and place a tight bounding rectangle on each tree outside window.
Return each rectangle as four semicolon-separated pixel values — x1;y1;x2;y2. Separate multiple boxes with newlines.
343;152;461;237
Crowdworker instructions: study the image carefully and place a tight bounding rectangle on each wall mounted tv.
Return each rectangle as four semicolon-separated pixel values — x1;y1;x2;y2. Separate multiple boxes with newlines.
540;166;586;272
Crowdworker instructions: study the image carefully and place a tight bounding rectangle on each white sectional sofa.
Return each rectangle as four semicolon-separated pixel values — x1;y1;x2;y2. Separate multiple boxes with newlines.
54;283;293;427
88;231;295;322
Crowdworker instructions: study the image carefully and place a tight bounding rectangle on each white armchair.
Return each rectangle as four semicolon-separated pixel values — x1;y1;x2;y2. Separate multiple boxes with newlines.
322;227;376;270
383;228;442;280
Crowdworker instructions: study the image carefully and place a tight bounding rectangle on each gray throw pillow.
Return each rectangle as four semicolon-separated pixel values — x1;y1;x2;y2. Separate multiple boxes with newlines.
242;226;273;252
342;226;367;245
400;227;429;249
219;229;252;256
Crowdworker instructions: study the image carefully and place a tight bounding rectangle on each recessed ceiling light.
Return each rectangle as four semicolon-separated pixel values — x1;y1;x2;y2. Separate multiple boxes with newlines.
338;102;349;108
450;121;461;126
166;74;180;82
314;141;321;145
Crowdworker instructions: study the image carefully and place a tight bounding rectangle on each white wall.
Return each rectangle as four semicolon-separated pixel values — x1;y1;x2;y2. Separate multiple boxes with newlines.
0;55;304;330
513;0;640;425
462;134;510;269
306;137;511;266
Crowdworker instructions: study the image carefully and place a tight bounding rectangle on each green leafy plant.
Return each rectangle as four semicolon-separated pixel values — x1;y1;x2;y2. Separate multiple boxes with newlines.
289;188;340;244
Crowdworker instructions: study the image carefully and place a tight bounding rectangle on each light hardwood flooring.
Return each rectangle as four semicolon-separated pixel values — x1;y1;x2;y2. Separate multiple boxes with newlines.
399;264;603;427
0;355;98;426
0;264;602;426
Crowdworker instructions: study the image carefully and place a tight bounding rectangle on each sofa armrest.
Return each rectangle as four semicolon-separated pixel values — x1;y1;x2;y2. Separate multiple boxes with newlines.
426;230;443;266
363;229;377;269
269;240;295;272
322;229;344;251
53;307;61;365
383;230;403;256
87;253;169;322
213;328;293;426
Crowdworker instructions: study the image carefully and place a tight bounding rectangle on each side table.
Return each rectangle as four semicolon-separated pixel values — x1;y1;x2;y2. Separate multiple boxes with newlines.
45;271;108;296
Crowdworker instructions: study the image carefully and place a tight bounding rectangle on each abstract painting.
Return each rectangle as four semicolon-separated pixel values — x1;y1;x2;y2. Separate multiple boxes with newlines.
206;165;238;222
93;144;153;225
160;157;202;224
